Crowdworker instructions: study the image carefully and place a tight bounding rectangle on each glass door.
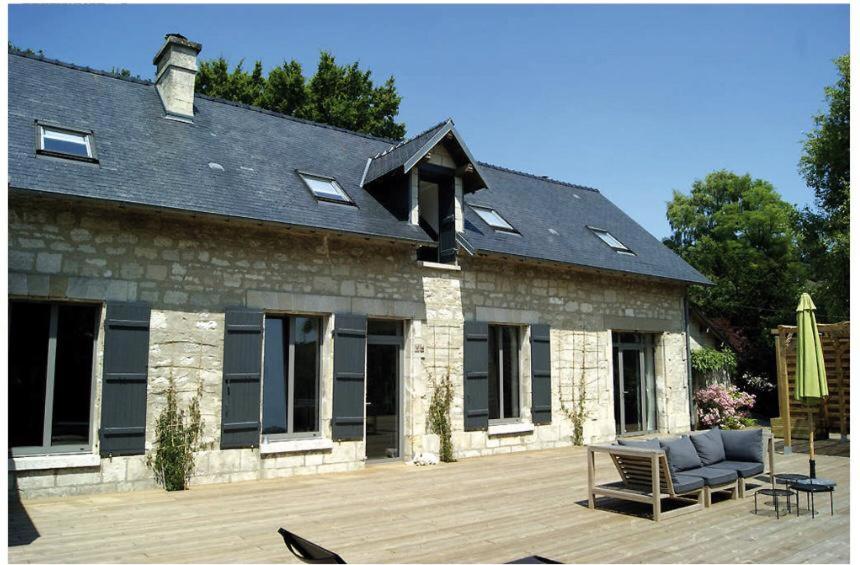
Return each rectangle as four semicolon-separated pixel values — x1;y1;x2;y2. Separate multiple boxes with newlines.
365;320;402;459
612;333;656;435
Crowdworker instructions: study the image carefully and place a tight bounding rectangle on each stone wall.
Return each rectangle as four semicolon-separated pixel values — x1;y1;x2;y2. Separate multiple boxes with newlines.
8;193;692;498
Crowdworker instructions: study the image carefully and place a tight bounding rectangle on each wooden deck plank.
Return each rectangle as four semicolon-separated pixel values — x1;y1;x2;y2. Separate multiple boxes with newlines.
8;445;850;564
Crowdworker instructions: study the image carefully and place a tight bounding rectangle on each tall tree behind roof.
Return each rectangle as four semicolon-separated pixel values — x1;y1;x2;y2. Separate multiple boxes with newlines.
665;170;807;411
797;55;849;322
196;51;406;140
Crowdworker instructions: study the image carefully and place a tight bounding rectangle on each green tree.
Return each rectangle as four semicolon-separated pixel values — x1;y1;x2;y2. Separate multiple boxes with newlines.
195;51;406;140
798;54;849;321
666;170;807;405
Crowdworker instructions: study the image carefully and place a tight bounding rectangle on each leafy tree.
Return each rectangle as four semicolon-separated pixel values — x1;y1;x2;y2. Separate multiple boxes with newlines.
798;55;849;321
110;67;140;80
666;170;807;411
8;42;44;57
196;51;406;140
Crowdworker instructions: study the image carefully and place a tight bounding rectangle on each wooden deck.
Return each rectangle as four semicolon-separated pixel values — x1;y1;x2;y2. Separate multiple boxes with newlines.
8;445;850;563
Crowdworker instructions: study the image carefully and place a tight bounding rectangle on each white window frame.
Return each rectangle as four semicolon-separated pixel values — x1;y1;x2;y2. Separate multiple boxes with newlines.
470;205;518;233
588;226;635;255
261;313;323;441
297;171;355;205
36;122;97;162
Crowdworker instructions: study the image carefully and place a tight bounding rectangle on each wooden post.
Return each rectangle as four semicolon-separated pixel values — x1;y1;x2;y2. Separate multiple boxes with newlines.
651;452;661;522
835;337;848;441
775;330;792;453
586;448;595;509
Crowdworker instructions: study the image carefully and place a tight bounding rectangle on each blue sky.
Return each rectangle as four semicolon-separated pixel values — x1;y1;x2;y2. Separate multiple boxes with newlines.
8;4;848;237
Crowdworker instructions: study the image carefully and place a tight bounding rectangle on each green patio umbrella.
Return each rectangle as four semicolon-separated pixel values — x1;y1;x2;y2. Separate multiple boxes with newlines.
794;292;828;478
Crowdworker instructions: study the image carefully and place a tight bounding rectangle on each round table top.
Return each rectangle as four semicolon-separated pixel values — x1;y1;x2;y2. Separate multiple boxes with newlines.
757;488;795;497
790;478;836;491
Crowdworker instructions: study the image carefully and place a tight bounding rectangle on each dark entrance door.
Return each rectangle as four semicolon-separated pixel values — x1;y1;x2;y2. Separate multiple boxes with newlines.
366;320;402;459
612;332;657;435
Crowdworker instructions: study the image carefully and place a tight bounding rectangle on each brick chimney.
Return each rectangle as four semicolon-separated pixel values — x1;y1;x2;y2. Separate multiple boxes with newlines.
153;33;202;121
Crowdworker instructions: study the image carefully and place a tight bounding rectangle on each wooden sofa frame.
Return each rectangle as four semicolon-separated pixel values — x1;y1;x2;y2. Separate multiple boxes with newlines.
586;444;707;521
586;433;777;521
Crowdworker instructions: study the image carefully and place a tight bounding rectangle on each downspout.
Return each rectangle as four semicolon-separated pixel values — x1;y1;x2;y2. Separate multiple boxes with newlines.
683;288;695;430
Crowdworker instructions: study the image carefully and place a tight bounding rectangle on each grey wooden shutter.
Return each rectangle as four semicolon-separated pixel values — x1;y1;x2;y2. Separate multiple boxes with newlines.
220;308;264;449
530;324;552;425
332;314;367;440
463;321;489;431
100;302;151;456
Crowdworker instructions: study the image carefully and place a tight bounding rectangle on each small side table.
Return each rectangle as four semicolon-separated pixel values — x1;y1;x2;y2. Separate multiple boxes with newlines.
754;488;797;519
789;478;836;518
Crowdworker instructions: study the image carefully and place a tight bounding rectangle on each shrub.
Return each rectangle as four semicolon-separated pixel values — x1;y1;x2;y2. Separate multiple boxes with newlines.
428;370;455;463
691;347;737;376
694;383;757;429
560;332;589;446
146;377;205;491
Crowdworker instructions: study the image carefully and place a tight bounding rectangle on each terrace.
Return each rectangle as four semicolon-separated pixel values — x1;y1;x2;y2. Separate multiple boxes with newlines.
8;438;850;564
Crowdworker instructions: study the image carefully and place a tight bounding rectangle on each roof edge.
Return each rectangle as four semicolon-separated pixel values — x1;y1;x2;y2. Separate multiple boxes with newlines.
8;185;434;247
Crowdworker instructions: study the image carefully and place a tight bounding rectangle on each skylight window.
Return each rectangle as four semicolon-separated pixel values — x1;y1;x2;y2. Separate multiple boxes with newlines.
298;171;354;205
589;227;634;255
471;205;517;233
37;124;96;162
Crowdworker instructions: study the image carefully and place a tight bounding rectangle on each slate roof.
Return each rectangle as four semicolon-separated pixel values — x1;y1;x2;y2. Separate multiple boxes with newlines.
8;51;710;285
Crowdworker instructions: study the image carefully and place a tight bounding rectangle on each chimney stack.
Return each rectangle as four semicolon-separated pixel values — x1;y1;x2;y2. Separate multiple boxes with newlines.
153;33;202;121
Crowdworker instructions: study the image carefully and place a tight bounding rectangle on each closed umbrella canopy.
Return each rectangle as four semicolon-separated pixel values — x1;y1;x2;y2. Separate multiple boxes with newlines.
795;293;828;403
794;292;828;478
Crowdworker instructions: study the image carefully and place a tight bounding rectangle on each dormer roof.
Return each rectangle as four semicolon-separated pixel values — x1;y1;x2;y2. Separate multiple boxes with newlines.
362;118;491;192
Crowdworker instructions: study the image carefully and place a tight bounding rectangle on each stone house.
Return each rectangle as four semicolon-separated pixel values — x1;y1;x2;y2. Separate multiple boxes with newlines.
7;35;710;498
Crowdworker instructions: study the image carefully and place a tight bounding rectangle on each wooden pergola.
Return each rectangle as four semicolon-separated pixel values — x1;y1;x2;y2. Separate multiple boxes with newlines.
771;321;850;453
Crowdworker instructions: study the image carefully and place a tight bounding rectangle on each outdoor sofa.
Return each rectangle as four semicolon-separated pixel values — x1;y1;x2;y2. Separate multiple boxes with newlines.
586;427;775;521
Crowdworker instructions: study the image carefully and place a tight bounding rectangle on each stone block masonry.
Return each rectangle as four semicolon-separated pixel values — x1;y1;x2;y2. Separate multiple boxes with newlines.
8;193;691;498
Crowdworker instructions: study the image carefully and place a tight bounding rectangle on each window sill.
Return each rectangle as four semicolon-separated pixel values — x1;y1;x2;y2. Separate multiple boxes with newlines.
417;260;461;271
260;437;333;455
487;422;535;436
9;452;101;472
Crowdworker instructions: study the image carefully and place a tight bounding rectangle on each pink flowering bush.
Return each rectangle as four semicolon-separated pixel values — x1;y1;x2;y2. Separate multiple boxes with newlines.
694;384;757;430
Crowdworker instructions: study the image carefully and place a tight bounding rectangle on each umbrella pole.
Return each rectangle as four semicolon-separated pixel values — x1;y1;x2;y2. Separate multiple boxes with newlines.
808;411;816;479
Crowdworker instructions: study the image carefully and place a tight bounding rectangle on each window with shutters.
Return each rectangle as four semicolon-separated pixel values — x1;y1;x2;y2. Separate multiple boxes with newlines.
488;325;522;422
262;315;322;439
9;300;100;455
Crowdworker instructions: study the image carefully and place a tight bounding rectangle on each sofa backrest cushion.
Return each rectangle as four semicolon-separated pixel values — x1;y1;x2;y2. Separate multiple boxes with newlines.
720;428;764;463
617;438;661;450
659;436;703;472
688;427;726;465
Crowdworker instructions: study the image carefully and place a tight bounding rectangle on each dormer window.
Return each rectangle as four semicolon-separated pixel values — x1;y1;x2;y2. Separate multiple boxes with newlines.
37;123;97;162
298;171;354;205
589;227;634;255
471;205;517;233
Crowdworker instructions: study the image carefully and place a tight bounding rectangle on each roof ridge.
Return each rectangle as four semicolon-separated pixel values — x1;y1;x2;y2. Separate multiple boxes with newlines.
9;48;400;146
477;161;600;192
372;118;451;159
9;48;154;86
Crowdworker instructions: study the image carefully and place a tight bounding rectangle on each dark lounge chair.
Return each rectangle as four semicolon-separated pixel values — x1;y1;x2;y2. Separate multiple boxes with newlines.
277;528;346;564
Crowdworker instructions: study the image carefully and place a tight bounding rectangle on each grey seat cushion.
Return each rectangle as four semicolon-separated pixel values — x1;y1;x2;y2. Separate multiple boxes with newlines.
676;466;738;487
671;473;705;494
660;436;703;473
688;427;726;465
709;460;765;478
720;428;764;463
617;438;661;450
